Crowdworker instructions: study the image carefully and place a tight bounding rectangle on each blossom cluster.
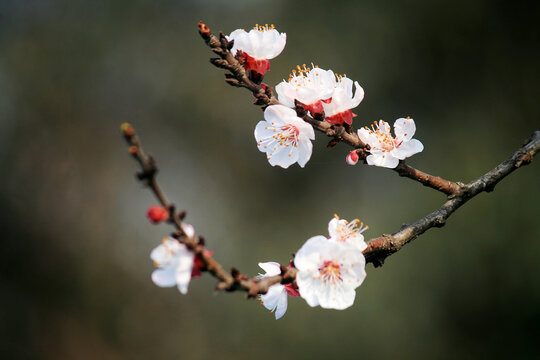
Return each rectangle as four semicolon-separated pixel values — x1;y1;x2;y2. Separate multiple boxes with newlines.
148;214;369;320
227;24;424;169
259;215;369;319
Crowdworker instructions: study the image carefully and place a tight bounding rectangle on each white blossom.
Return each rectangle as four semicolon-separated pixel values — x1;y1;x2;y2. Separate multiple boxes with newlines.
226;25;286;75
254;104;315;168
150;237;194;294
275;65;336;114
358;117;424;168
258;262;288;320
328;215;368;251
295;236;366;310
322;75;364;125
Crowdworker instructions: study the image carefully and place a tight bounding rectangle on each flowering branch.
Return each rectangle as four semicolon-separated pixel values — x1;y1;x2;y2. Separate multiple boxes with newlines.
198;22;460;196
364;130;540;266
121;123;294;296
122;123;539;295
122;22;539;318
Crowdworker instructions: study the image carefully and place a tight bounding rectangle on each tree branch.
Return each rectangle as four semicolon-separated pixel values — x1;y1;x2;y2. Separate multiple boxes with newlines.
122;122;539;294
363;131;540;266
198;21;461;196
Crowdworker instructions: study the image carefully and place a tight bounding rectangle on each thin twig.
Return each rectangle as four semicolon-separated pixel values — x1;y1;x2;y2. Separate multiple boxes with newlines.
122;123;292;296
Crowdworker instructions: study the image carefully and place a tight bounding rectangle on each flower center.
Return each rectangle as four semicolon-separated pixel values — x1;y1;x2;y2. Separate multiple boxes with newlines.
257;123;300;158
319;260;342;283
253;23;275;32
276;124;299;146
334;215;369;242
364;121;402;152
287;64;320;87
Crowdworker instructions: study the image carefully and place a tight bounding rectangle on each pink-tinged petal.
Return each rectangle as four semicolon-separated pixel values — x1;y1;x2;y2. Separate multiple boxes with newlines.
394;117;416;142
285;283;300;297
258;262;281;276
296;139;313;168
151;268;176;287
391;139;424;160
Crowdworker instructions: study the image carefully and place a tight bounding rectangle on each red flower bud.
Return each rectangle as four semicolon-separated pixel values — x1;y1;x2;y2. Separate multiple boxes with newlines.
147;205;169;223
346;150;359;165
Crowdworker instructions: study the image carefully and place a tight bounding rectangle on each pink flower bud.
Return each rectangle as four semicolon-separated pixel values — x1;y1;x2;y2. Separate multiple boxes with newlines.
346;151;359;165
147;205;169;223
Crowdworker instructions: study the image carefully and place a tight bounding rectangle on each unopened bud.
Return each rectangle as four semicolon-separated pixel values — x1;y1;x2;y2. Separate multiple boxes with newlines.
147;205;169;223
346;150;359;165
121;122;135;137
198;21;210;36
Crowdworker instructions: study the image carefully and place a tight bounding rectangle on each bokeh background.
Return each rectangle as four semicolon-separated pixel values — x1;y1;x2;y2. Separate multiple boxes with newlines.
1;0;539;359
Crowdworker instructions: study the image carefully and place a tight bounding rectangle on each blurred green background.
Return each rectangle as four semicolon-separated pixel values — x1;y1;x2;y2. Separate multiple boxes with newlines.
1;0;539;359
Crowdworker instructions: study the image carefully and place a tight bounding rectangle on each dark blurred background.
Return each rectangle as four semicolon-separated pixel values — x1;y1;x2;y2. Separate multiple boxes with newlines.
1;0;539;359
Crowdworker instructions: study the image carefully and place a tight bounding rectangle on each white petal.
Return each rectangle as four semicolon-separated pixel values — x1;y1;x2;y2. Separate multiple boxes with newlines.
268;144;297;168
296;272;321;307
366;152;399;168
275;82;296;108
290;118;315;141
357;128;377;147
254;121;275;144
394;117;416;142
296;139;313;168
274;290;288;320
260;284;285;312
327;218;340;239
350;81;365;108
294;235;330;271
151;267;177;287
264;105;296;125
391;139;424;160
258;262;281;276
349;235;368;252
176;271;192;295
316;282;356;310
150;238;181;265
183;224;195;238
378;120;391;133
